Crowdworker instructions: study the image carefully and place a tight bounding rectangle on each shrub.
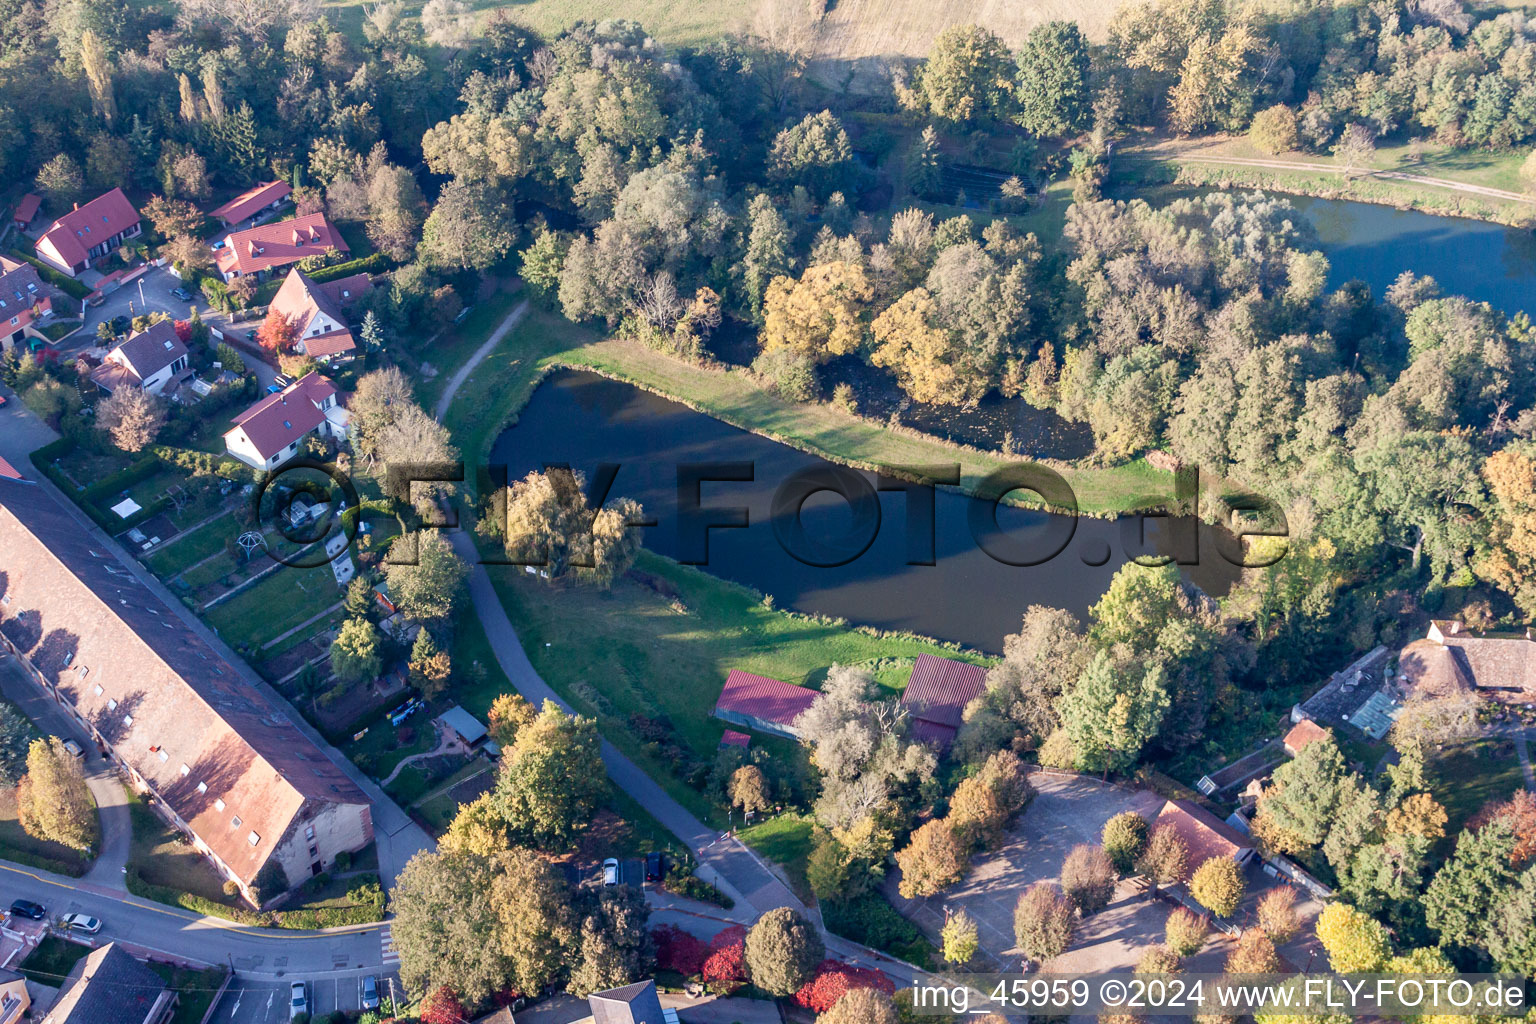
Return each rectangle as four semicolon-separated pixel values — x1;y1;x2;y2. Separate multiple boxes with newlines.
1014;882;1077;963
419;987;467;1024
793;959;896;1013
1136;945;1182;976
701;925;746;983
1189;857;1245;918
1102;811;1149;874
1060;844;1116;915
1164;907;1210;957
222;879;240;898
1248;105;1299;155
752;347;819;402
653;924;709;976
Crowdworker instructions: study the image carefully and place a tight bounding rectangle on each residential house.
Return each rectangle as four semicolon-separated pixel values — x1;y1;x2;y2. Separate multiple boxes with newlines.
39;943;174;1024
0;474;374;903
209;180;292;229
11;194;39;231
0;968;28;1024
223;372;349;471
437;705;488;748
900;653;988;749
34;188;141;277
1398;619;1536;706
88;320;190;396
590;981;673;1024
267;268;373;362
214;213;347;283
1281;719;1331;756
1153;799;1257;873
712;670;818;739
0;256;56;354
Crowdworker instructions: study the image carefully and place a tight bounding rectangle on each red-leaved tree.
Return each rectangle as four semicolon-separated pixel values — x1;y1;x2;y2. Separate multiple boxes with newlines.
256;308;300;355
653;924;710;976
793;959;896;1013
700;924;747;982
173;319;191;342
419;986;467;1024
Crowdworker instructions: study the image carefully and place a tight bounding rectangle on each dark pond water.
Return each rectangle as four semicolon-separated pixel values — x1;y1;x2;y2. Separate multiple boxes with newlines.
1286;195;1536;316
491;370;1243;652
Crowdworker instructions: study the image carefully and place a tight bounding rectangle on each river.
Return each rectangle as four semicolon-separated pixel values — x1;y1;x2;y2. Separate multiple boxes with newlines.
490;370;1241;652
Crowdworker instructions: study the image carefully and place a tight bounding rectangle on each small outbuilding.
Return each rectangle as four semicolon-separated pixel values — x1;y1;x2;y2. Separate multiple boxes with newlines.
437;705;489;747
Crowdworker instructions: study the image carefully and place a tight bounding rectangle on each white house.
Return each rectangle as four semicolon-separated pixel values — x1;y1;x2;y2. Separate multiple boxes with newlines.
223;372;349;471
267;268;373;362
89;320;190;395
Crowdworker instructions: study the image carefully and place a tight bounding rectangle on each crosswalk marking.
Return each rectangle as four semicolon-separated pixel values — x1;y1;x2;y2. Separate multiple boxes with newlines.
380;924;399;965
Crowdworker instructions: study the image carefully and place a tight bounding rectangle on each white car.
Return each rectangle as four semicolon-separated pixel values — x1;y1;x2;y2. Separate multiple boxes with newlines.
289;981;308;1021
602;858;619;886
60;913;100;934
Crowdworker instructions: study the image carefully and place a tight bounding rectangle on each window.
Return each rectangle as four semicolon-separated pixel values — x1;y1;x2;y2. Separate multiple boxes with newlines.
157;750;168;762
76;666;88;679
92;685;102;696
107;698;117;711
196;782;207;794
231;815;242;828
62;652;73;666
304;825;315;841
247;831;260;846
122;714;132;726
308;845;318;857
214;799;225;811
179;764;190;776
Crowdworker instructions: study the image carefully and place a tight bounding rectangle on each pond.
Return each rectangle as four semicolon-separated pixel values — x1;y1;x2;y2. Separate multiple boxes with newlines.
1287;195;1536;316
491;370;1243;652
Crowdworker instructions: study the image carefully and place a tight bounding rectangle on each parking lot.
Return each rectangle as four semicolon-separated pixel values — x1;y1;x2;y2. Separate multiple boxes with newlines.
210;970;400;1023
72;265;207;353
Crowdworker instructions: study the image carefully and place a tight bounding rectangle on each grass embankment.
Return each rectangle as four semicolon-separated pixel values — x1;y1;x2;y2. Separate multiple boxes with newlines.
18;935;90;986
738;813;816;900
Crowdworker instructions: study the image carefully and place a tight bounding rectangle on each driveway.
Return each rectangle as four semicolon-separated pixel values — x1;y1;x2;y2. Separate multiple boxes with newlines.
72;266;207;354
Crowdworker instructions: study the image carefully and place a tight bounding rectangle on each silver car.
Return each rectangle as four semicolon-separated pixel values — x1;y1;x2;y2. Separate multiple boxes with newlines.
60;913;100;934
289;981;308;1021
360;974;380;1010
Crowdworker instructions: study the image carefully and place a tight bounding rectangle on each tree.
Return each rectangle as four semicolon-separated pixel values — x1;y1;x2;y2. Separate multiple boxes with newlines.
941;908;980;964
1424;820;1519;951
97;388;167;453
494;701;607;847
17;738;94;850
520;230;570;307
385;530;469;623
1385;793;1447;842
761;262;872;364
1226;929;1279;973
1165;907;1209;957
489;847;579;994
1136;823;1189;885
359;311;384;352
1315;903;1391;973
1521;148;1536;197
1256;886;1299;942
408;631;452;698
1332;123;1376;177
768;111;852;197
569;886;651;996
728;765;770;815
742;195;793;318
487;693;536;748
807;834;854;902
745;907;824;995
329;617;382;684
905;127;942;198
1189;857;1245;918
1249;105;1298;155
440;794;515;858
418;179;516;271
344;576;376;621
366;164;429;260
256;309;300;355
0;704;32;787
162;235;213;275
1254;736;1346;852
36;154;85;207
795;962;896;1014
895;820;966;898
1061;844;1117;914
819;988;899;1024
1014;22;1091;136
1057;651;1168;774
391;850;509;1004
142;196;205;237
421;0;475;48
1102;812;1150;874
1013;882;1077;963
487;469;644;587
1137;945;1182;976
1470;790;1536;867
913;24;1012;122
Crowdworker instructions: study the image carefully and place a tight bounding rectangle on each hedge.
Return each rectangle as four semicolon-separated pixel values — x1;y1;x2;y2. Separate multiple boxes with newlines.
125;865;387;929
309;252;388;283
6;248;93;300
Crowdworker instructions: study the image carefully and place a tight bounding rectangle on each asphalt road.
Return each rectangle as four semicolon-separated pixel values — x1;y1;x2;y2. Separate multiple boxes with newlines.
210;970;400;1023
71;265;206;354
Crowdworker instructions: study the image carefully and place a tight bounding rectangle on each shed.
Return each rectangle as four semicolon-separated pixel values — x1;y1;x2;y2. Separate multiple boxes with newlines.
1282;719;1332;756
719;730;751;748
712;670;818;740
437;705;488;746
12;194;39;230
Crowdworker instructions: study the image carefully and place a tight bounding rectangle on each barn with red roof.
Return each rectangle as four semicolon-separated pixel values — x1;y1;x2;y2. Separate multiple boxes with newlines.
900;653;988;749
713;670;818;739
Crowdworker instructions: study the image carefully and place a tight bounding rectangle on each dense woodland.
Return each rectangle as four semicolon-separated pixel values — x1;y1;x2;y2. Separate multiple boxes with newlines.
5;0;1536;1007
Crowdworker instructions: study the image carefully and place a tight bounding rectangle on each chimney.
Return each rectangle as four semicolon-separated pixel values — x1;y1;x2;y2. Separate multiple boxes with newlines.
72;202;79;211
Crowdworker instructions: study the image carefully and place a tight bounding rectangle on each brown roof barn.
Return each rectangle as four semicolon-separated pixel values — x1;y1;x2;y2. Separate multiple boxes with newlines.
209;180;292;227
713;670;818;739
1400;619;1536;705
901;653;988;748
0;475;371;900
1153;799;1255;874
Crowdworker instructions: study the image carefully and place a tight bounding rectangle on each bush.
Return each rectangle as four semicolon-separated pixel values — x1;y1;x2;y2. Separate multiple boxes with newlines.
222;879;240;898
1102;811;1149;874
7;249;92;299
822;893;929;965
310;252;388;283
1136;945;1182;976
1164;907;1210;956
752;347;819;402
653;924;709;976
1249;105;1299;155
334;850;352;872
701;925;746;982
793;959;896;1013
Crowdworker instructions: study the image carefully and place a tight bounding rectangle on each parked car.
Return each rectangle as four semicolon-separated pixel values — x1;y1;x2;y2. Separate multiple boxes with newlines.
9;900;45;920
171;286;193;302
265;384;282;394
645;851;664;882
360;975;380;1011
602;858;619;886
61;739;83;759
60;914;100;934
244;329;256;342
289;981;308;1021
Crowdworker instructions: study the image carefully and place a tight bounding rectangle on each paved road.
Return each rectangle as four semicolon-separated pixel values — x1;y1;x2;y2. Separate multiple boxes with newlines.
68;265;207;354
0;391;434;890
210;970;399;1023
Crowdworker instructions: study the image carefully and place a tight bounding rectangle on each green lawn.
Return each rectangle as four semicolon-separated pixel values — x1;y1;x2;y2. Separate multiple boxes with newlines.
738;812;816;901
417;285;526;412
18;935;90;987
0;787;93;877
203;564;345;650
342;715;437;780
125;787;234;906
143;513;238;577
1430;736;1529;837
477;546;990;824
318;0;751;48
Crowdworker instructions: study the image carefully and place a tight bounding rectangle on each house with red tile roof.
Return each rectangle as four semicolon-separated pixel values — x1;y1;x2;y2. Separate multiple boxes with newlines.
1282;719;1332;756
88;319;190;395
209;180;292;229
214;213;348;283
0;256;57;354
713;670;818;739
1154;799;1256;875
224;372;349;471
33;188;141;277
0;475;373;905
267;268;373;362
900;653;988;749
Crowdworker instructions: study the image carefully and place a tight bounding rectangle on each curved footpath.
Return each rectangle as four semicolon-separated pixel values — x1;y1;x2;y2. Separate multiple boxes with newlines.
1168;152;1536;205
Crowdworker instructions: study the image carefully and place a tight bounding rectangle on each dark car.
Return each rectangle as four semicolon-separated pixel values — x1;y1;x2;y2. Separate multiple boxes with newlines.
171;286;194;302
9;900;45;920
645;851;664;882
